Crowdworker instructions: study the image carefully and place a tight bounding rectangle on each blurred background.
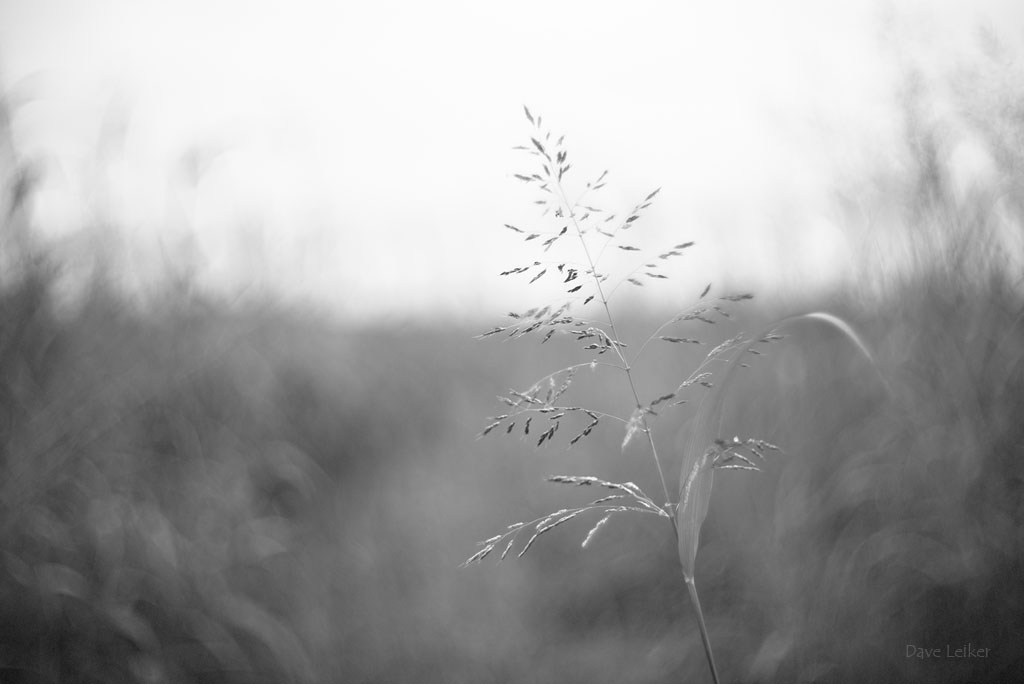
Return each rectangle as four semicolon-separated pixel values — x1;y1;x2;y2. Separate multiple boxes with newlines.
1;1;1023;682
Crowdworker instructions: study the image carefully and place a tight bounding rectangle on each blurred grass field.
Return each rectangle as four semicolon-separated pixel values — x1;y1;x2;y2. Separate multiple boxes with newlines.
1;243;1021;683
2;69;1024;683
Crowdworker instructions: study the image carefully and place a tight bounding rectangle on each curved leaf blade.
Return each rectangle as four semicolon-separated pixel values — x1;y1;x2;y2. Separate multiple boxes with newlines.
676;449;715;580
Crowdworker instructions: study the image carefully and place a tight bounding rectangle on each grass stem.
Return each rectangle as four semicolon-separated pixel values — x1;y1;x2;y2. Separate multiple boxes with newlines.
554;184;674;508
685;577;721;684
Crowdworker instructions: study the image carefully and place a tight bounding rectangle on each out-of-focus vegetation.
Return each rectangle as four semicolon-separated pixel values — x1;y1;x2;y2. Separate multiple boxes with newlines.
1;49;1023;684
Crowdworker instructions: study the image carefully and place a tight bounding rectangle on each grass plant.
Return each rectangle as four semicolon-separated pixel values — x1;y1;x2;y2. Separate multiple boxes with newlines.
465;108;874;683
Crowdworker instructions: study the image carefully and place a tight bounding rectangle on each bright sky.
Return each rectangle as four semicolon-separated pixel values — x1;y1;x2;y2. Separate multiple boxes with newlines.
0;0;1021;321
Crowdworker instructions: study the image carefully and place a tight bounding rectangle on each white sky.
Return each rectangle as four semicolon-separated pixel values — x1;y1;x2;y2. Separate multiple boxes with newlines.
1;0;1022;321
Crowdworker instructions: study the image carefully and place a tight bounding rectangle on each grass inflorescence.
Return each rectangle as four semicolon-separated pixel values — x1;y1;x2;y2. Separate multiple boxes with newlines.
462;107;867;683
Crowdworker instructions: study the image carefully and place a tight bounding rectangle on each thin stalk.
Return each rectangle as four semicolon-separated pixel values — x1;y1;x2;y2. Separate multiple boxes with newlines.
513;361;628;387
685;577;721;684
553;184;673;509
557;165;720;684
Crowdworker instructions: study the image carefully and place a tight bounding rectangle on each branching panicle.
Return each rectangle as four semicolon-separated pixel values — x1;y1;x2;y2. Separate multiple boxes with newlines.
471;109;769;546
467;108;795;684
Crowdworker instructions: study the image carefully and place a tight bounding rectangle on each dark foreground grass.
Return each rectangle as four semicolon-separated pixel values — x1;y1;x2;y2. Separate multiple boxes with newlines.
0;258;1021;682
